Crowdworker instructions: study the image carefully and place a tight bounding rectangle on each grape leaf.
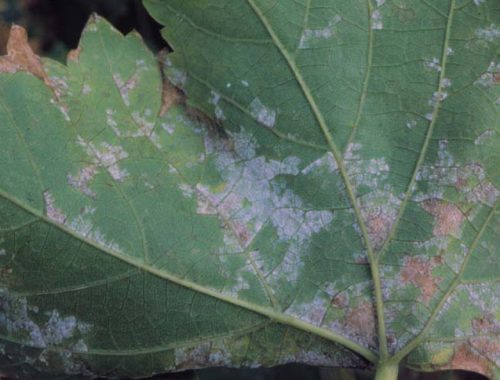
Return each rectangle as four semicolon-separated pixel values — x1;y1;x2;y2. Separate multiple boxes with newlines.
0;0;498;379
142;0;500;378
0;15;367;379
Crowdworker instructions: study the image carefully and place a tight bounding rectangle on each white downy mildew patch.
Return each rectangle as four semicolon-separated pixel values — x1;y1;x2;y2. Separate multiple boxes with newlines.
43;191;67;224
359;190;401;250
106;108;121;136
327;281;377;348
371;10;383;30
189;127;333;287
441;78;452;88
49;76;70;98
131;111;162;148
209;90;225;121
475;61;500;88
370;0;385;30
0;249;6;256
164;57;187;88
476;24;500;42
82;84;92;95
344;143;401;249
462;283;500;315
428;91;448;106
175;342;232;369
415;140;500;206
106;108;161;148
66;210;123;253
0;292;92;375
475;129;496;145
161;122;176;135
241;80;249;87
77;136;129;181
50;98;71;122
298;15;342;49
113;72;138;107
424;57;442;72
474;0;486;5
301;152;337;175
67;165;97;198
249;97;276;128
285;290;329;326
406;119;417;129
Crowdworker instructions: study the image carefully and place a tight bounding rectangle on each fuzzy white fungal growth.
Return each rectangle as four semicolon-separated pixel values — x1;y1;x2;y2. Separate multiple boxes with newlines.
164;57;187;87
131;111;162;148
162;122;176;135
67;165;97;198
344;143;401;249
113;72;139;107
371;9;383;30
406;119;417;129
209;90;225;121
441;78;452;88
428;91;448;106
301;152;337;175
475;130;495;145
249;97;276;128
77;136;129;181
82;84;92;95
299;16;342;48
67;214;123;252
43;191;67;224
424;57;442;72
476;24;500;42
192;127;334;285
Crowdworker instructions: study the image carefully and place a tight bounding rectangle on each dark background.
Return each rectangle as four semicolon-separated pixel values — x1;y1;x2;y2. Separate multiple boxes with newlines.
0;1;489;379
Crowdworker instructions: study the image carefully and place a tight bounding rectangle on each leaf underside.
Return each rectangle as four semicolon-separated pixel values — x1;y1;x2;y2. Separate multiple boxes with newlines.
0;0;499;379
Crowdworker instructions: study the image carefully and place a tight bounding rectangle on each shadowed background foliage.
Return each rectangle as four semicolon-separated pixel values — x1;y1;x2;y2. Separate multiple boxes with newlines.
0;1;489;379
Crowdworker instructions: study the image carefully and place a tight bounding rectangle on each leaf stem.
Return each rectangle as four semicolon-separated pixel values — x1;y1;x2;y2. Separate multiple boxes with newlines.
374;362;399;380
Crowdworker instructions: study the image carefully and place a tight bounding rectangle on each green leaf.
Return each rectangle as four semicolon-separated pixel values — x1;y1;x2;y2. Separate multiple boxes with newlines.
0;0;498;379
0;15;367;379
142;0;500;378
